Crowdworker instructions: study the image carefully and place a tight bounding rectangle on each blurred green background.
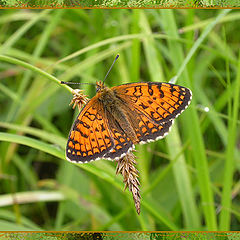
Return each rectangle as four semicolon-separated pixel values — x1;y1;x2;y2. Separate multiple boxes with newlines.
0;9;240;231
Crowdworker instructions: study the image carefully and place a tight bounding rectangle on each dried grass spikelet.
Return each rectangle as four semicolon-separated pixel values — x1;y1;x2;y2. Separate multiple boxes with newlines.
70;89;89;110
116;151;141;214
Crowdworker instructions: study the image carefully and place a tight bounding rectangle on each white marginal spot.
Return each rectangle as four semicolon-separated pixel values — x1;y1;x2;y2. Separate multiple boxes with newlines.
139;120;174;145
66;144;135;163
66;154;104;164
65;140;115;164
102;145;135;161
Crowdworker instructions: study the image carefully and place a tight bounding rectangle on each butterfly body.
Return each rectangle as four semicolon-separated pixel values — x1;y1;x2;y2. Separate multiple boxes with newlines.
66;81;192;163
97;86;139;144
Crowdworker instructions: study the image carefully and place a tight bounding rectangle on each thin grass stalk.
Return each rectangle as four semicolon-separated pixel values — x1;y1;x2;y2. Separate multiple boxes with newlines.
130;10;141;83
0;10;51;55
166;125;200;229
219;52;240;230
161;9;231;230
7;10;64;122
160;9;201;229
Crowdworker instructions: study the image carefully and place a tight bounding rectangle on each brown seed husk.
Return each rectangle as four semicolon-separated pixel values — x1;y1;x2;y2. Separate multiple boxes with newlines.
70;89;89;110
116;152;141;214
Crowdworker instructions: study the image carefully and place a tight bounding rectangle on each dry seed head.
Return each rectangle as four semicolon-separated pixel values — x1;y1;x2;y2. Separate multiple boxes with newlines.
70;89;89;111
116;152;141;214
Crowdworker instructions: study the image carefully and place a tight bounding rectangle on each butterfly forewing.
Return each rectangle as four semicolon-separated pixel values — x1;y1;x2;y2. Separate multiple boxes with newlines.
112;82;192;124
66;97;114;163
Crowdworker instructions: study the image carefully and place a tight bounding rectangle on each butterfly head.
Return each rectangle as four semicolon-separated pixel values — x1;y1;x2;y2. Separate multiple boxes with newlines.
96;81;106;93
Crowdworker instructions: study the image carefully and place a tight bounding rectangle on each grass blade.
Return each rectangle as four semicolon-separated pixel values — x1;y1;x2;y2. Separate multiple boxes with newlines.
219;52;240;230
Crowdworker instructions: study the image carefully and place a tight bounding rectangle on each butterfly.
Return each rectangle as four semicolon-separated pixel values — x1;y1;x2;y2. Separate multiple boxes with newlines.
65;80;192;163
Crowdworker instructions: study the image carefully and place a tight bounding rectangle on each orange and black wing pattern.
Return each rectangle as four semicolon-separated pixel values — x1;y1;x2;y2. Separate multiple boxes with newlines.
130;109;174;145
66;96;114;163
117;101;174;145
103;111;134;160
112;82;192;124
112;82;191;144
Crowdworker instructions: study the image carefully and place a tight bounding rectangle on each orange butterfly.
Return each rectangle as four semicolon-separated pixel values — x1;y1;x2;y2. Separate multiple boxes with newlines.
65;57;192;163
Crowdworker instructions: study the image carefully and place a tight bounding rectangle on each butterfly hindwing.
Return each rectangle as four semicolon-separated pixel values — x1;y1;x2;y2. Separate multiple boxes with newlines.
133;110;174;144
103;112;134;160
116;102;174;144
66;96;114;163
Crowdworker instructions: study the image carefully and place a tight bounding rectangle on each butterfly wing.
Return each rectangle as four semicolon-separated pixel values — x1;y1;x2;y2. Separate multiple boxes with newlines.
115;101;174;145
137;120;173;144
112;82;192;124
131;110;174;144
111;82;191;144
103;111;134;160
66;96;114;163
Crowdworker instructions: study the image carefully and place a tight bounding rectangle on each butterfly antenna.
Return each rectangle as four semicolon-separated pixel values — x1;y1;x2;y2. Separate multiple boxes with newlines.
103;54;119;84
60;81;95;86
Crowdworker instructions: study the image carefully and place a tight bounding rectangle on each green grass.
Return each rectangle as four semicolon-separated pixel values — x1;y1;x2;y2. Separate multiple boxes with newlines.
0;9;240;231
